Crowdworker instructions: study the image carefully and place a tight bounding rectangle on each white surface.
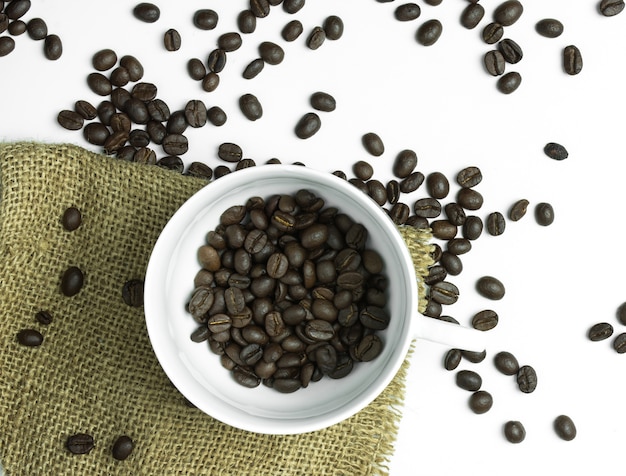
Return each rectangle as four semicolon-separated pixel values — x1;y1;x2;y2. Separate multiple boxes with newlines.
2;0;626;474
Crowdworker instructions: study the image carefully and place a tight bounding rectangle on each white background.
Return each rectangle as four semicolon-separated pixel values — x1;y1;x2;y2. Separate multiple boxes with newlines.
2;1;626;474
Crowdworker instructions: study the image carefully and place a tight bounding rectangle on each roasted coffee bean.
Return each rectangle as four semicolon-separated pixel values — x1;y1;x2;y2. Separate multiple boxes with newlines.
517;365;538;393
613;333;626;353
386;180;400;205
188;58;207;80
83;122;110;146
131;82;157;102
366;180;387;206
563;45;583;75
44;34;63;60
535;202;555;226
1;36;16;57
164;28;181;51
237;10;257;34
315;344;337;374
486;212;506;236
218;32;243;52
362;132;384;157
283;0;305;13
243;58;265;79
128;129;150;147
425;265;447;286
57;110;84;131
17;328;43;347
323;15;344;40
74;100;97;120
600;0;625;16
431;220;457;240
482;22;504;44
184;100;207;128
457;188;483;211
476;276;505;300
203;49;225;74
509;199;529;221
66;433;95;454
484;50;505;76
307;26;326;50
162;134;189;155
218;142;243;163
233;366;261;387
588;322;614;341
395;3;421;21
5;0;30;19
440;252;462;276
544;142;568;160
123;98;149;125
112;435;134;460
193;9;218;30
109;67;130;87
87;73;112;96
497;71;522;94
392;149;417;179
188;287;215;320
499;38;523;64
35;310;53;325
282;20;304;41
120;55;143;81
259;41;284;65
207;106;227;126
617;302;626;326
250;0;270;17
463;349;487;363
504;421;526;443
8;19;26;36
535;18;564;38
494;351;519;375
426;172;449;199
469;390;493;414
461;3;485;29
447;238;471;255
444;348;462;371
413;198;442;218
92;48;117;71
111;88;132;111
353;161;374;181
416;19;443;46
239;93;263;121
134;3;160;22
388;202;409;225
359;306;390;330
494;0;523;26
122;279;144;307
456;370;482;391
430;281;459;305
110;113;132;133
456;166;482;188
61;266;84;297
353;334;383;362
554;415;576;441
295;112;321;139
400;172;425;193
310;91;336;112
472;310;498;331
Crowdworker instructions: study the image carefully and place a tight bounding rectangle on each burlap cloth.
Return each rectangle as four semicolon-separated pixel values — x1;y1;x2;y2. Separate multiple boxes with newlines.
0;142;433;476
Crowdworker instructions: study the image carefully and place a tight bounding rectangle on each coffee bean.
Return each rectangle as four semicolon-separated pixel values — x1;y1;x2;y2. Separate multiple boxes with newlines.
617;302;626;326
504;421;526;443
457;188;483;210
494;351;519;375
250;0;270;17
509;199;529;221
444;348;462;371
499;38;523;64
472;310;498;331
456;370;482;391
218;32;243;52
66;433;95;454
112;435;134;460
486;212;505;236
92;48;117;71
119;55;143;81
544;142;568;160
233;366;261;388
259;41;285;65
430;281;459;305
283;0;305;14
310;92;336;112
74;100;97;120
426;172;449;199
496;71;522;94
193;9;218;30
493;0;523;26
600;0;625;16
588;322;614;341
23;17;46;40
462;349;487;363
463;215;483;240
395;3;421;21
431;220;457;240
469;390;493;414
352;161;374;181
164;28;181;51
460;3;485;29
43;34;63;60
534;202;555;226
238;10;257;34
563;45;583;75
476;276;505;300
416;19;443;46
5;0;30;19
35;310;53;325
554;415;576;441
399;172;425;193
295;112;321;139
17;328;43;347
413;198;441;218
122;279;144;307
218;142;243;163
359;306;390;330
447;238;471;255
386;180;400;205
456;166;482;188
61;266;84;297
184;100;207;128
535;18;564;38
307;26;326;50
163;134;189;155
484;50;505;76
517;365;538;393
239;93;263;121
62;206;82;231
613;332;626;353
57;110;84;131
83;122;110;146
133;3;160;23
282;19;304;41
362;132;385;156
207;106;227;126
440;251;463;276
482;22;504;44
323;15;344;40
0;35;14;56
8;19;26;36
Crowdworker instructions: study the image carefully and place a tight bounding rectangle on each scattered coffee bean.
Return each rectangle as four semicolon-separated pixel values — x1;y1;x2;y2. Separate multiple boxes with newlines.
307;26;326;50
469;390;493;414
544;142;568;160
5;0;31;19
193;9;218;30
462;215;483;240
239;93;263;121
493;0;524;26
416;19;443;46
0;36;15;57
61;266;85;297
613;332;626;353
362;132;385;156
462;349;487;363
57;110;85;131
447;238;471;255
43;34;63;60
218;32;243;52
509;199;529;221
66;433;95;454
476;276;505;300
504;421;526;443
164;28;181;51
17;328;44;347
486;211;506;236
122;279;144;307
497;71;522;94
472;310;498;331
494;351;519;375
553;415;576;441
426;172;449;199
430;281;460;305
460;3;485;29
599;0;625;16
92;48;117;71
588;322;614;341
444;348;462;371
295;112;322;139
563;45;583;75
112;435;134;460
25;17;47;40
243;58;264;79
395;3;421;21
133;3;160;23
237;9;257;34
482;22;504;44
617;302;626;325
484;50;505;76
457;188;483;210
498;38;523;64
535;18;564;38
534;202;555;226
259;41;285;65
251;0;271;18
282;20;304;41
62;206;82;231
456;370;482;391
310;92;336;112
517;365;538;393
35;310;53;325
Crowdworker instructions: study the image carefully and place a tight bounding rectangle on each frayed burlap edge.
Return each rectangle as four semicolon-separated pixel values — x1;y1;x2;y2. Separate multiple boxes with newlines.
0;142;432;476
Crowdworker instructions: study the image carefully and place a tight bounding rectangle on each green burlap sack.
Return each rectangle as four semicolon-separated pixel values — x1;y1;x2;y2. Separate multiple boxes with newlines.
0;142;433;476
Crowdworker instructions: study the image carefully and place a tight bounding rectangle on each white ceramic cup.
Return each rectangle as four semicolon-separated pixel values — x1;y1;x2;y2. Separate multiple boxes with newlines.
144;165;485;435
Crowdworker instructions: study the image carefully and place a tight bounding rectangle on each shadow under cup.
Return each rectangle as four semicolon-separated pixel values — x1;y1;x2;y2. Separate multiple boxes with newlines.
144;165;426;435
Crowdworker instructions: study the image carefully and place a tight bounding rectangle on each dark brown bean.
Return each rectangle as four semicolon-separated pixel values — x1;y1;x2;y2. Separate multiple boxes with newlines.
497;71;522;94
43;34;63;60
66;433;95;454
494;351;519;375
504;421;526;443
17;328;44;347
486;212;506;236
282;20;304;41
193;9;218;30
112;435;134;460
563;45;583;75
469;390;493;414
517;365;538;393
476;276;505;300
493;0;523;26
544;142;568;160
295;112;321;139
509;199;529;221
535;18;564;38
472;310;498;331
307;26;326;50
416;19;443;46
133;3;160;23
588;322;614;341
554;415;576;441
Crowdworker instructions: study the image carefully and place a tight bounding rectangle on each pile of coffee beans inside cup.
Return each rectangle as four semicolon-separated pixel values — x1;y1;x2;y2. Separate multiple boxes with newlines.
187;190;389;393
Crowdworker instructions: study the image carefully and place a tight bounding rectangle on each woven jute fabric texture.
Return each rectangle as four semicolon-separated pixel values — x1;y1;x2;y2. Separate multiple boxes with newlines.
0;142;433;476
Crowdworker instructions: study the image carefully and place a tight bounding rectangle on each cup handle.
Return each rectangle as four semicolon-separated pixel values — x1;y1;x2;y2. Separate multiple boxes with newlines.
410;313;486;352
